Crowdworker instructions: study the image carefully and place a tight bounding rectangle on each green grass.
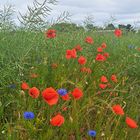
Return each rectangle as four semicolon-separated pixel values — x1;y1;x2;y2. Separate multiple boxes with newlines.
0;30;140;140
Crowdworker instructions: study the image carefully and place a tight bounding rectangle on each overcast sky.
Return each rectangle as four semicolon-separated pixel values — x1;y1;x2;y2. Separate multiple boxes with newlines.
0;0;140;27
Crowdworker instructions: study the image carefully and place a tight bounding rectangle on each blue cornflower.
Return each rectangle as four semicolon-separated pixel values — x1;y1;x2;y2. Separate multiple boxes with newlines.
8;84;16;89
23;112;35;120
57;88;67;96
88;130;96;137
128;45;135;49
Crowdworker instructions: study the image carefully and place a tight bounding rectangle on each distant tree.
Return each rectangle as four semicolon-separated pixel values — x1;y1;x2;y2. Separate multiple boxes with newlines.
104;14;117;30
126;24;133;31
50;22;84;32
118;24;126;29
0;4;16;31
105;23;115;30
118;24;134;31
83;14;95;31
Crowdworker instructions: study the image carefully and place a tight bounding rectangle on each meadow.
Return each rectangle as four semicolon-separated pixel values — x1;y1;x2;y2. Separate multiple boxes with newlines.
0;30;140;140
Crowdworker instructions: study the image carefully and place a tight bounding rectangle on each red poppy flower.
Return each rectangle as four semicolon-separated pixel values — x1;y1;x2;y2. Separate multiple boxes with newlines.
42;87;59;105
80;67;92;74
107;83;112;88
51;63;58;69
74;45;83;51
21;82;29;90
137;48;140;51
114;29;122;37
29;87;40;98
97;91;101;94
66;50;72;59
103;52;109;58
96;54;106;61
50;114;65;127
126;117;138;128
101;76;108;83
62;107;68;111
111;75;118;83
112;105;124;115
85;36;94;44
99;84;107;89
71;49;77;58
30;73;38;78
97;47;103;53
78;56;87;65
46;29;56;38
71;88;83;100
101;43;107;49
66;49;77;59
80;67;87;72
62;94;70;101
86;68;92;74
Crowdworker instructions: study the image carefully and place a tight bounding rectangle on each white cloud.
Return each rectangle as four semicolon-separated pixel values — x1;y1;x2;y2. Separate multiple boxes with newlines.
0;0;140;26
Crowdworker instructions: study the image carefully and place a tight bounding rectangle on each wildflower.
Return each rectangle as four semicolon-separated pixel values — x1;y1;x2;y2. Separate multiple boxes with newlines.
80;67;92;74
126;117;138;128
128;45;135;49
112;105;124;115
71;49;77;58
103;52;109;58
114;29;122;37
8;84;16;89
30;73;38;78
97;47;103;53
111;75;118;83
51;63;58;69
107;83;112;88
20;90;25;96
100;76;108;83
62;107;68;111
23;112;35;120
86;68;92;74
66;50;72;59
97;91;101;94
101;132;105;137
21;82;29;90
88;130;96;137
137;48;140;51
78;56;87;65
101;43;107;49
62;94;70;101
29;87;40;98
85;36;94;44
50;114;64;126
71;88;83;100
46;29;56;38
80;67;87;72
66;49;77;59
57;89;67;96
95;54;106;61
42;87;59;105
99;84;107;89
74;45;83;51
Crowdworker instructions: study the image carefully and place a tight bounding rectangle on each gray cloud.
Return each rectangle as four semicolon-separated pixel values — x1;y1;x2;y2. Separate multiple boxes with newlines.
0;0;140;26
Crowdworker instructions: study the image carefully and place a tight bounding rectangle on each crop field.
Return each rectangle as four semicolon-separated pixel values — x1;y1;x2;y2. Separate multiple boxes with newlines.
0;30;140;140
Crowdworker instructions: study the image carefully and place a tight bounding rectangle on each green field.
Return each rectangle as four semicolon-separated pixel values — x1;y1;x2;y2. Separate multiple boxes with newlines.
0;30;140;140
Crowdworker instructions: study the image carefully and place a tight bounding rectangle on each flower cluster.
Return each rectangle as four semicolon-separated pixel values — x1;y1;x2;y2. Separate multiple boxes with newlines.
112;104;138;128
96;43;109;62
99;74;118;90
21;81;83;126
18;28;139;140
